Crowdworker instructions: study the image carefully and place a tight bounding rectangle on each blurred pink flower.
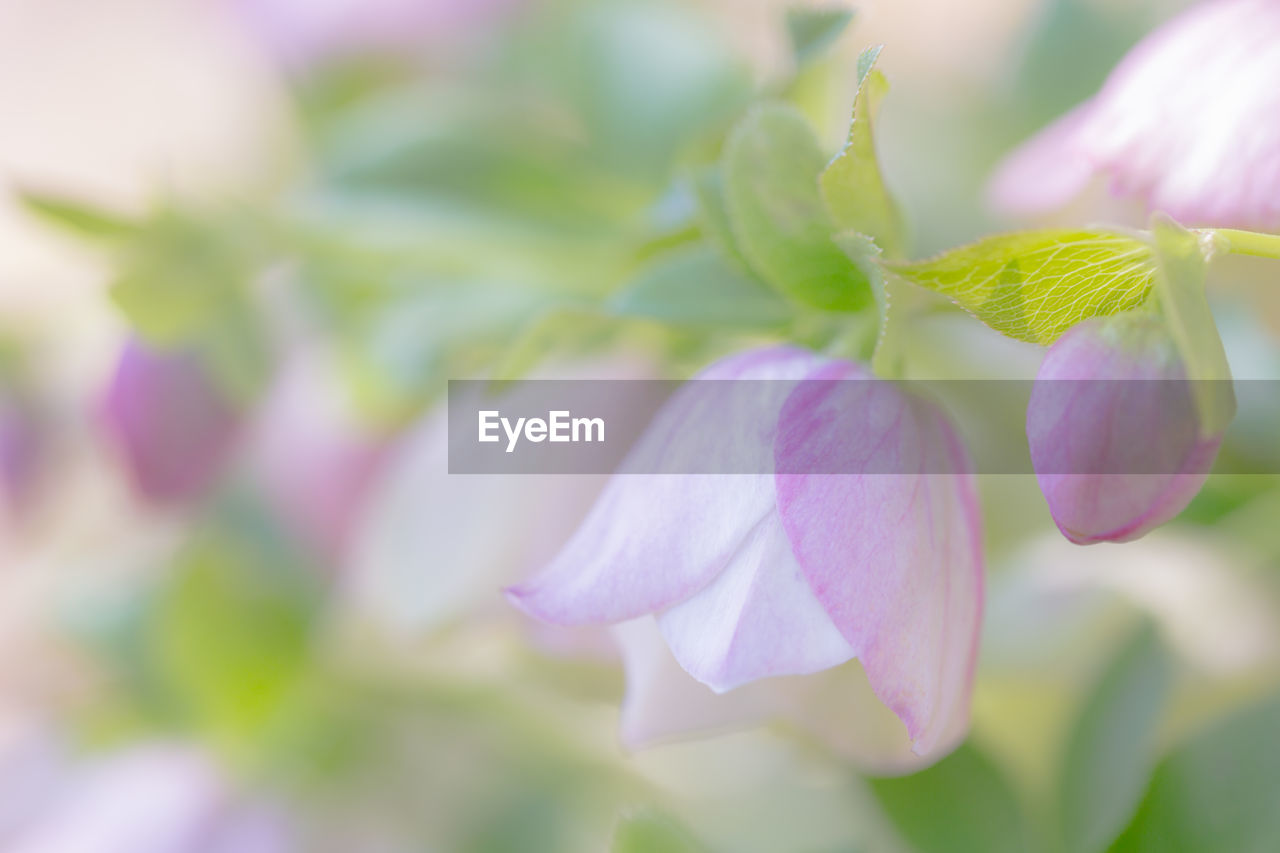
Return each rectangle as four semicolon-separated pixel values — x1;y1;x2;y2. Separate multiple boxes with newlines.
228;0;518;68
3;743;291;853
509;347;983;760
1027;313;1223;544
241;352;389;563
345;356;653;661
0;394;45;521
99;340;241;505
989;0;1280;229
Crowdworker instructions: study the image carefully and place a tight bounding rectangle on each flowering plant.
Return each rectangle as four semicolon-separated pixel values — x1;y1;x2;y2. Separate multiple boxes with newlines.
10;0;1280;850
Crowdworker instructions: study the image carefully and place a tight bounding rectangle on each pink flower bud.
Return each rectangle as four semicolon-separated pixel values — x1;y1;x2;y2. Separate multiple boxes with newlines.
241;353;389;563
1027;314;1223;544
508;347;983;760
989;0;1280;229
99;340;241;505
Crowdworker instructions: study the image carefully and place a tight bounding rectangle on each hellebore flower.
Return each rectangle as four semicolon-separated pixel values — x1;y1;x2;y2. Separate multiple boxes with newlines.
989;0;1280;229
99;340;241;505
1027;313;1223;544
228;0;517;69
242;352;388;564
4;744;291;853
508;347;983;759
0;393;45;521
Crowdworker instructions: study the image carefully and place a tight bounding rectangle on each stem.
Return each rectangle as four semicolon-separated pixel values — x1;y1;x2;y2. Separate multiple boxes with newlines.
1204;228;1280;260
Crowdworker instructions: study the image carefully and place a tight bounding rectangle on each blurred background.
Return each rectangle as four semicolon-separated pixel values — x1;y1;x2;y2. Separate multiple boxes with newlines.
1;0;1279;850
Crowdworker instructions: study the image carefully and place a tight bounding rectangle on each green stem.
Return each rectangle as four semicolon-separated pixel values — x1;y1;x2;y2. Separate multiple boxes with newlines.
1204;228;1280;260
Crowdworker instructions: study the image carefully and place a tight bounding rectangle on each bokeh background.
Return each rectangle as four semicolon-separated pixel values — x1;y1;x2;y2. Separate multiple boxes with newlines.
1;0;1279;850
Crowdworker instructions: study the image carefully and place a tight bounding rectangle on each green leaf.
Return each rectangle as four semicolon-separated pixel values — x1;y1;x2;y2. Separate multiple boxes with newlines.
820;46;906;258
108;209;271;403
887;229;1159;344
870;742;1034;853
611;246;792;328
786;6;855;67
1059;623;1174;853
723;103;873;312
1150;215;1236;436
149;506;320;742
1109;691;1280;853
691;167;751;271
612;810;706;853
831;230;895;366
20;191;138;241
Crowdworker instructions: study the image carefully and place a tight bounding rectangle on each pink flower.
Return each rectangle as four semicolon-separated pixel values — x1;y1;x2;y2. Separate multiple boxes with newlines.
99;340;241;505
3;744;291;853
241;352;389;563
228;0;517;69
989;0;1280;229
0;394;45;521
1027;313;1223;544
508;347;983;760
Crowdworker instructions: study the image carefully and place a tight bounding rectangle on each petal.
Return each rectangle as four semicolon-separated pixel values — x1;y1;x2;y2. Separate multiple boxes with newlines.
656;510;855;692
612;617;786;748
1091;0;1280;228
508;346;824;625
774;368;983;757
613;617;948;774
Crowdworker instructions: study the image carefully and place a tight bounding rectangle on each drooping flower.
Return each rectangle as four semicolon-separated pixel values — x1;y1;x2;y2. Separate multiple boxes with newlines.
241;352;388;564
508;346;983;760
98;340;241;505
989;0;1280;229
1026;313;1223;544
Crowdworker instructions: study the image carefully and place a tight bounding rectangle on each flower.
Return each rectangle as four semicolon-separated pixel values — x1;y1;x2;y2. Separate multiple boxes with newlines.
988;0;1280;229
3;743;291;853
508;346;983;760
1026;313;1223;544
241;352;388;564
98;340;241;505
0;392;45;521
228;0;517;69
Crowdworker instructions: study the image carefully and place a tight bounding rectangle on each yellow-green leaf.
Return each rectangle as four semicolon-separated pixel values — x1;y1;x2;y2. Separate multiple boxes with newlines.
1150;215;1236;436
723;103;873;312
887;229;1159;344
820;46;906;258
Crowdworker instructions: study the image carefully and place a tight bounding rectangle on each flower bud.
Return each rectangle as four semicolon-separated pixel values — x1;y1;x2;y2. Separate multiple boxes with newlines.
1027;314;1222;544
99;340;241;505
